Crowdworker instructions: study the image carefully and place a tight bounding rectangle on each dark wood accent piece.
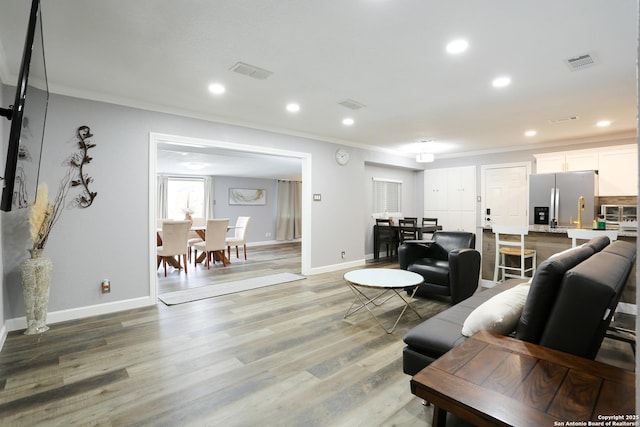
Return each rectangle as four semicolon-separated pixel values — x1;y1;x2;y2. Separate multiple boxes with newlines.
411;330;635;427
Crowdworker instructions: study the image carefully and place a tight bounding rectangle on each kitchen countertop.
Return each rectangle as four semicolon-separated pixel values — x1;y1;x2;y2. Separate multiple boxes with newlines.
482;225;637;237
528;224;637;237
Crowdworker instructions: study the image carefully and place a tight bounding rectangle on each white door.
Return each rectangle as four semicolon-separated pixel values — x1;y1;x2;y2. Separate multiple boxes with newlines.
482;164;530;228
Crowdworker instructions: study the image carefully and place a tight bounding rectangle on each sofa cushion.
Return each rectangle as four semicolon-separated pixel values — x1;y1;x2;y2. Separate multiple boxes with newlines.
462;282;530;337
404;280;521;357
540;248;634;358
515;244;595;343
585;235;611;252
601;239;637;261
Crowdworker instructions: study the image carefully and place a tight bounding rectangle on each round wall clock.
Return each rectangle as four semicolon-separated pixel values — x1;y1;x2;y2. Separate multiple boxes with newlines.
335;148;350;165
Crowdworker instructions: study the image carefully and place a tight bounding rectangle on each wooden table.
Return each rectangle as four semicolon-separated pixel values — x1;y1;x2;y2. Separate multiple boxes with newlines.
373;224;441;259
411;330;636;427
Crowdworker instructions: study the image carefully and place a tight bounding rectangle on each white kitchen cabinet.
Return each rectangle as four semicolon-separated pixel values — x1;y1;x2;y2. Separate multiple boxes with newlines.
535;144;637;196
534;149;598;173
598;144;638;196
424;166;476;232
424;169;448;208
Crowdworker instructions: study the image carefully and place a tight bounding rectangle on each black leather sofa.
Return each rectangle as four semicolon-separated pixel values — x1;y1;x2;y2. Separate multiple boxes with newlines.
403;235;636;376
398;231;480;304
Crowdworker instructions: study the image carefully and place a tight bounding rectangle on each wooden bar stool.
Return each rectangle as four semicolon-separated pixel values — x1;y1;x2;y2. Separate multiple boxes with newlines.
492;225;536;282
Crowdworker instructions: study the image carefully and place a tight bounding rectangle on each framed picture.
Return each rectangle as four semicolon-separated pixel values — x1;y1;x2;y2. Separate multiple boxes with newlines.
229;188;266;205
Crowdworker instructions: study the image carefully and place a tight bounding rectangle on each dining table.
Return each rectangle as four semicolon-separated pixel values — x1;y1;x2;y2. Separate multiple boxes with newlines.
156;225;237;270
373;223;442;259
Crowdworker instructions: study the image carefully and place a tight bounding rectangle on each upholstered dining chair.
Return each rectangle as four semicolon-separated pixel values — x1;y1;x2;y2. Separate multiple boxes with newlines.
156;220;191;277
187;217;206;261
191;218;229;269
226;216;251;260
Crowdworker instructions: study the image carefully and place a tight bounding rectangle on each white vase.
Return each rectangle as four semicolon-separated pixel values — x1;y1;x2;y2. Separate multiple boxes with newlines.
20;249;53;335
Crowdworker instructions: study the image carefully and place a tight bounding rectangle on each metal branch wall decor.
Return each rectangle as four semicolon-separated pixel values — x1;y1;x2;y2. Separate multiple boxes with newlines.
70;125;97;208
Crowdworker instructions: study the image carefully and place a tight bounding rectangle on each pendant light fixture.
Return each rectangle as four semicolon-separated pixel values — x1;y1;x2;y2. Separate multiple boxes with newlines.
416;140;435;163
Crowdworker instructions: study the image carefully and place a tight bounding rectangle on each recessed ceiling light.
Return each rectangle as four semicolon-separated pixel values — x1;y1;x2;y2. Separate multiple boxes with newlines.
492;76;511;88
342;118;354;126
524;130;537;137
596;120;612;127
208;83;226;95
286;103;300;113
446;39;469;54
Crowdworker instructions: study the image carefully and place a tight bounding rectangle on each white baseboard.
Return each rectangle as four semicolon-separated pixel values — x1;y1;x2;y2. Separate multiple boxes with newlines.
5;296;156;333
308;259;366;275
247;239;301;248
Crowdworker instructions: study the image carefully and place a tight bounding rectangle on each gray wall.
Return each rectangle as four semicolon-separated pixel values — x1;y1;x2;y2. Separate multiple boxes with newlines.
1;90;418;323
364;163;421;257
0;83;635;335
211;176;279;243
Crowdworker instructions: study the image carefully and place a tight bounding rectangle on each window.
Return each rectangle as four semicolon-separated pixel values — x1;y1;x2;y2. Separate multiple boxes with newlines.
372;178;402;214
166;177;205;219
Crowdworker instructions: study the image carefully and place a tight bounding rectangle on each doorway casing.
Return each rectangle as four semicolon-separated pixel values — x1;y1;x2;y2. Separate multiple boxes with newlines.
148;132;312;302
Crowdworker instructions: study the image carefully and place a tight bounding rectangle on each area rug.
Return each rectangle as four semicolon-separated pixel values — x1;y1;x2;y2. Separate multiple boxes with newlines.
158;272;306;305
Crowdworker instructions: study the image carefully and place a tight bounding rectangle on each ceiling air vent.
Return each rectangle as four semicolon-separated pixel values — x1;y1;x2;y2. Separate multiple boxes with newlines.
565;53;598;71
230;62;273;80
548;115;580;124
338;99;366;110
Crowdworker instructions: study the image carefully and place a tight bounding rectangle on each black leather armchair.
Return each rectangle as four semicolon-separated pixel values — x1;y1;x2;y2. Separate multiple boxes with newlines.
398;231;480;304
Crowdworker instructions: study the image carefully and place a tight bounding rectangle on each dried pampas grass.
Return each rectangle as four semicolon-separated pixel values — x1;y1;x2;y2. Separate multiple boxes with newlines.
29;169;72;251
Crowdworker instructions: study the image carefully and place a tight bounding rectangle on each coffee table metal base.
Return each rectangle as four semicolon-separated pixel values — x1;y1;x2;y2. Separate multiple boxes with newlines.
343;269;424;333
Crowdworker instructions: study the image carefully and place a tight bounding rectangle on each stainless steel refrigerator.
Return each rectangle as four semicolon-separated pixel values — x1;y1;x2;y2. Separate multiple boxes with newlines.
529;170;599;227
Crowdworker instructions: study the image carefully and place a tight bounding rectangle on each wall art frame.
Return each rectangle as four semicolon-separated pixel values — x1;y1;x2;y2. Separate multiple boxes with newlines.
229;188;266;205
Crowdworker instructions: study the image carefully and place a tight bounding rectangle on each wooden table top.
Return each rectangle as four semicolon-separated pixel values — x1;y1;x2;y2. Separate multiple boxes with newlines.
411;330;636;427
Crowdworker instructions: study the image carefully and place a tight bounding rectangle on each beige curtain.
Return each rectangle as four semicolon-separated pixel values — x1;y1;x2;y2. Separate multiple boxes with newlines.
276;180;302;240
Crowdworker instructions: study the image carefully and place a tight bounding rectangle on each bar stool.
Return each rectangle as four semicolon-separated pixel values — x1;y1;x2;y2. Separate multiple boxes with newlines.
492;226;536;282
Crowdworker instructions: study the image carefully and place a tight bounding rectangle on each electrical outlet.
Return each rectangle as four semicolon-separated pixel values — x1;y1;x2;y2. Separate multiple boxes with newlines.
101;279;111;293
341;251;346;259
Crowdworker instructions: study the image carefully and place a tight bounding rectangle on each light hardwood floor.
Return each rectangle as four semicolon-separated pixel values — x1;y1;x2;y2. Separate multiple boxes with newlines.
0;243;635;426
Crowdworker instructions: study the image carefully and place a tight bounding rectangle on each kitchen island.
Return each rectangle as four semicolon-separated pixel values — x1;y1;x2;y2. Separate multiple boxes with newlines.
481;225;637;305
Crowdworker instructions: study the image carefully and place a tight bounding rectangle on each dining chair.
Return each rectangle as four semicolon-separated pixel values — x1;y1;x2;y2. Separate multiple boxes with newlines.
187;217;206;261
492;225;537;282
398;218;419;242
375;218;398;259
156;220;191;277
226;216;251;260
191;218;229;269
422;217;438;227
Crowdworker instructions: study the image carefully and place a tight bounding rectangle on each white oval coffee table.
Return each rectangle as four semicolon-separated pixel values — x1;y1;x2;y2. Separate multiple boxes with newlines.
343;268;424;333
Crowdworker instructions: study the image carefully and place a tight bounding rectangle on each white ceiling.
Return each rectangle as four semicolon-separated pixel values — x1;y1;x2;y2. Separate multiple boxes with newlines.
0;1;636;178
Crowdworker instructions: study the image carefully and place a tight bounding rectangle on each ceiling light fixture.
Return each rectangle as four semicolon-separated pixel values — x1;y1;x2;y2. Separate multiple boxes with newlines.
492;76;511;88
524;130;537;137
208;83;226;95
596;120;612;127
342;118;354;126
416;140;435;163
446;39;469;54
416;153;435;163
286;103;300;113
